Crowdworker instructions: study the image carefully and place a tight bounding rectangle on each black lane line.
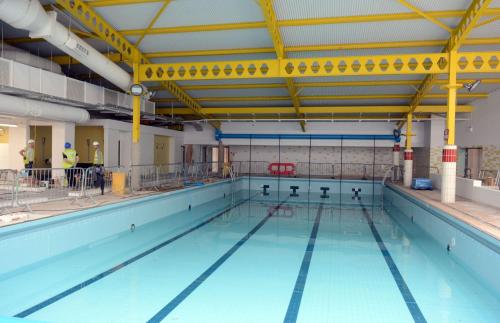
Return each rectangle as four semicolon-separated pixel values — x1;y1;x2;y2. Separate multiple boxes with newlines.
283;203;324;323
15;198;250;318
360;202;427;323
147;198;289;323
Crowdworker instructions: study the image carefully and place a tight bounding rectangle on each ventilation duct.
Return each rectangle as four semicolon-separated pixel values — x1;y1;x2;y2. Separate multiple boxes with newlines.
0;0;132;91
0;41;62;73
0;93;90;123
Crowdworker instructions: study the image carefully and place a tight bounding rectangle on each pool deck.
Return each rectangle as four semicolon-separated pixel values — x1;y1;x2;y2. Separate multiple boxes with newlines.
394;184;500;240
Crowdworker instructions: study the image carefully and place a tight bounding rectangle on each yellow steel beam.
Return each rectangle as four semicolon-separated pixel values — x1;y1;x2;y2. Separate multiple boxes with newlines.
259;0;305;131
396;0;452;32
156;105;474;115
117;9;500;36
55;0;218;128
138;52;500;81
117;78;500;92
86;0;164;6
134;0;171;47
152;93;486;103
474;15;500;28
47;38;500;65
184;116;435;121
447;50;460;145
132;51;141;143
404;0;494;129
405;112;413;149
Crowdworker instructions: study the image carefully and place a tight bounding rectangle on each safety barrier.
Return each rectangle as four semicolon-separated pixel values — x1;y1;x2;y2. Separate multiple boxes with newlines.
0;166;126;213
0;169;17;211
14;167;86;211
234;161;392;180
129;162;235;192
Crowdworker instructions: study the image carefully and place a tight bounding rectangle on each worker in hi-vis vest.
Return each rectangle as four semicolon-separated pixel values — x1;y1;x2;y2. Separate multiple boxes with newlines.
92;141;105;195
19;139;35;169
63;142;79;188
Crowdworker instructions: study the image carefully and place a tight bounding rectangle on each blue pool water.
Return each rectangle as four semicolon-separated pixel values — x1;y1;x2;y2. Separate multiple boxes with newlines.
0;179;498;323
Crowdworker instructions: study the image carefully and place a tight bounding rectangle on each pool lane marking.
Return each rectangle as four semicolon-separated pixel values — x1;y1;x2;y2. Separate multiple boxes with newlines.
360;203;427;323
14;198;251;318
147;198;289;323
283;203;324;323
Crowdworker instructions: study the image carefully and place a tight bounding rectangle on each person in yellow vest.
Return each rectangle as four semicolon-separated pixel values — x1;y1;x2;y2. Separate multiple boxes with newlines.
63;142;79;188
19;139;35;170
92;141;105;195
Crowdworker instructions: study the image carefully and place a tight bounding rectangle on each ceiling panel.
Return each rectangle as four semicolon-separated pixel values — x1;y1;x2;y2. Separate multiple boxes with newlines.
153;0;263;28
138;29;272;52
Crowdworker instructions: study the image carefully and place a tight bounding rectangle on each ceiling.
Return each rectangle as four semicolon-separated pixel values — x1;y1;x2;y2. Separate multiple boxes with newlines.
1;0;500;126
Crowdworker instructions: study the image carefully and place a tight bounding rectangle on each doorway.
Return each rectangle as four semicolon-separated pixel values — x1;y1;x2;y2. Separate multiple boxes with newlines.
154;135;170;165
464;148;482;179
29;126;52;168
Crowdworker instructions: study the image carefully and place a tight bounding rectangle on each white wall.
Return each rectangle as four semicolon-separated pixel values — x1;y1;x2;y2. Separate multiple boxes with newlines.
183;123;218;146
82;119;184;166
457;89;500;170
8;122;29;170
0;143;8;168
432;174;500;209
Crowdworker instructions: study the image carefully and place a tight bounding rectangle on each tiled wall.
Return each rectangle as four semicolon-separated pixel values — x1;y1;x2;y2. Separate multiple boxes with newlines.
482;145;500;170
230;145;393;165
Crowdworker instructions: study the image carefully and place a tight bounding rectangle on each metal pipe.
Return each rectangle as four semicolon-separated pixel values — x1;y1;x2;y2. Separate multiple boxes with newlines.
217;132;395;141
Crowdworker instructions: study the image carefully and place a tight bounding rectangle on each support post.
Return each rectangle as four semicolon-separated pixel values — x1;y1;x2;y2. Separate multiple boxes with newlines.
392;140;400;181
403;113;413;187
441;50;459;203
131;51;142;190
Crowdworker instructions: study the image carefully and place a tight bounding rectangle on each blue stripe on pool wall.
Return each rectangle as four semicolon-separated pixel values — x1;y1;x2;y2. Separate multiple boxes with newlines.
147;199;289;323
283;203;324;323
360;204;427;323
14;198;250;318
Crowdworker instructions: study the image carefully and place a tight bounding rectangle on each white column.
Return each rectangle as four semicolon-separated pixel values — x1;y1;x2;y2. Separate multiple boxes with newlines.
8;122;29;170
392;142;400;181
52;122;75;169
403;149;413;187
441;145;457;203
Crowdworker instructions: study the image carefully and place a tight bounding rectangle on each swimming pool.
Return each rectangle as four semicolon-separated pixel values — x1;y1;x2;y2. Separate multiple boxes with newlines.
0;179;498;322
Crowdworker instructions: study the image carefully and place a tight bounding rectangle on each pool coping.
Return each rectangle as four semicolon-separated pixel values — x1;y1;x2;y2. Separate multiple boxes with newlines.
385;184;500;254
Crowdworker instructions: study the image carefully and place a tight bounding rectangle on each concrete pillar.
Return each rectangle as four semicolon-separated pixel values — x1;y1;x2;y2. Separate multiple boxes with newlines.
52;122;75;169
8;122;29;170
441;145;457;203
403;149;413;187
392;142;400;181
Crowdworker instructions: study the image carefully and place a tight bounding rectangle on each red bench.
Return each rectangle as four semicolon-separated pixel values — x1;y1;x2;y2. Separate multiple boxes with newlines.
268;163;296;176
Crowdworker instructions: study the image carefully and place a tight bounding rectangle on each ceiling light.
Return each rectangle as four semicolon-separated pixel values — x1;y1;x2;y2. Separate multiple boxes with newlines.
0;123;18;128
463;80;481;92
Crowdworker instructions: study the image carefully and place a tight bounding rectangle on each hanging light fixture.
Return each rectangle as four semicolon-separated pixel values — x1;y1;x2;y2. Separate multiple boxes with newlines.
463;80;481;92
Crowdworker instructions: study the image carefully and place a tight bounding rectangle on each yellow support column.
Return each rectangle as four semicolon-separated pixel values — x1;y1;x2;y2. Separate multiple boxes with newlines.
403;113;414;187
132;55;141;144
442;50;460;203
131;51;142;189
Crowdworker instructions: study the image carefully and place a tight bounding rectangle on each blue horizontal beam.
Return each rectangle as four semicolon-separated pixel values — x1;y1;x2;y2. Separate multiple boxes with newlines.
216;131;394;141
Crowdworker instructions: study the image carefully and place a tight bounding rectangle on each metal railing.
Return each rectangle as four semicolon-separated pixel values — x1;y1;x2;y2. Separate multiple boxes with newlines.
234;161;392;180
0;169;17;211
14;167;86;211
479;169;500;188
